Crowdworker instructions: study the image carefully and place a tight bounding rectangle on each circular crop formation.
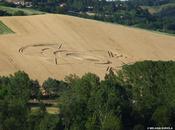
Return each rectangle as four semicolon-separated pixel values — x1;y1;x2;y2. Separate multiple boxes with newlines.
19;43;132;72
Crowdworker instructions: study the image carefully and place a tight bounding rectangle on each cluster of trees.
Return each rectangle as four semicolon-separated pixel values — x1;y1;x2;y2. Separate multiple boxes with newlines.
0;10;11;16
30;0;175;34
0;2;14;16
60;61;175;129
0;9;31;16
129;0;175;6
31;0;67;13
0;2;25;16
0;71;65;130
68;0;175;34
1;61;175;130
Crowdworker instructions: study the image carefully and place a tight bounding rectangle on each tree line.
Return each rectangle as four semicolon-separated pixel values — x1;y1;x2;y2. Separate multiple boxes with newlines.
28;0;175;34
1;61;175;130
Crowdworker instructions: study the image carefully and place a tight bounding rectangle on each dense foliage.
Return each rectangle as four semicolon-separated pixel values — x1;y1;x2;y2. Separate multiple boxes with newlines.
0;1;44;16
0;71;65;130
1;61;175;129
29;0;175;34
0;10;11;16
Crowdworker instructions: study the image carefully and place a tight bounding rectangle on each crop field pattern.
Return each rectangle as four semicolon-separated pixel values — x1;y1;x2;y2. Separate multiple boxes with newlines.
0;21;14;34
0;14;175;82
18;42;132;72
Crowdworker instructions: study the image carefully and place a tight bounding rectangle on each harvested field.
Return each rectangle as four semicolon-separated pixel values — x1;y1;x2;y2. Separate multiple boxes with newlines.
0;14;175;82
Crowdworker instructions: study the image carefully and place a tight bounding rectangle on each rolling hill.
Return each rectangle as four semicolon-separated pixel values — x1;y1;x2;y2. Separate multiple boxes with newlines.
0;14;175;82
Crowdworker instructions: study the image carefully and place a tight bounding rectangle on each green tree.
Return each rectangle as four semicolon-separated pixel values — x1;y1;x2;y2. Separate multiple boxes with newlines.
152;106;171;126
101;113;122;130
42;78;68;97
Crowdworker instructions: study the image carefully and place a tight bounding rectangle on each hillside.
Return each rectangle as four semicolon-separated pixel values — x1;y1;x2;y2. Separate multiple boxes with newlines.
0;14;175;82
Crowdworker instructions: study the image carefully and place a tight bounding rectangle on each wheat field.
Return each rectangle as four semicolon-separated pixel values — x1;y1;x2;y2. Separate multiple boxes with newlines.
0;14;175;82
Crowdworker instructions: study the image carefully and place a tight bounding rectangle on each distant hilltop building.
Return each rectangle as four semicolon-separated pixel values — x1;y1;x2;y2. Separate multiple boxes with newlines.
4;0;32;7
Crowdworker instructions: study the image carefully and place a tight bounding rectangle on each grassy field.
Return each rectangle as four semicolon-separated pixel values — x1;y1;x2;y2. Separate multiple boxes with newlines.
31;107;59;114
0;21;14;34
0;5;45;15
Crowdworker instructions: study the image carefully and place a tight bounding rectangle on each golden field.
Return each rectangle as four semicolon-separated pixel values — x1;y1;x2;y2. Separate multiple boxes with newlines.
0;14;175;82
